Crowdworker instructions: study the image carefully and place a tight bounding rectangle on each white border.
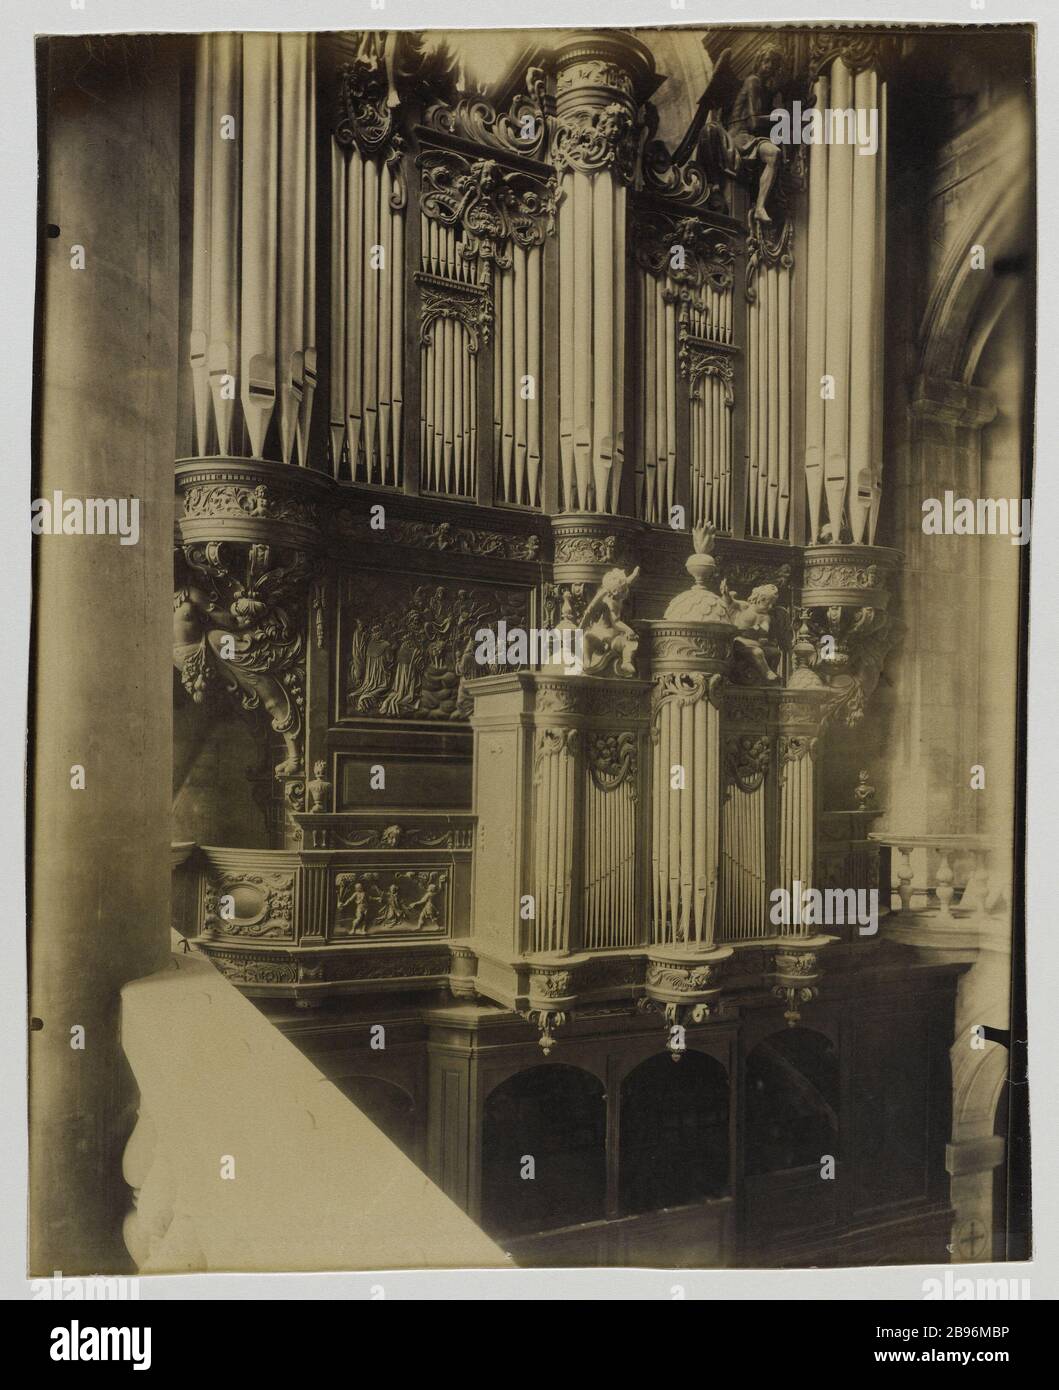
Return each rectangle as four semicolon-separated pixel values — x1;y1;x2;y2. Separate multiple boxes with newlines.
2;0;1054;1301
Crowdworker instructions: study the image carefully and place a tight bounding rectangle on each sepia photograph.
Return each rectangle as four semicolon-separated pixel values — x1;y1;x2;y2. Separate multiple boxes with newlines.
10;0;1050;1334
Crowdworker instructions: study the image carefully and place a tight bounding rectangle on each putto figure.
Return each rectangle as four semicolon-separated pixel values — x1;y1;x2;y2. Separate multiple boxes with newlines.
581;566;641;677
722;579;781;683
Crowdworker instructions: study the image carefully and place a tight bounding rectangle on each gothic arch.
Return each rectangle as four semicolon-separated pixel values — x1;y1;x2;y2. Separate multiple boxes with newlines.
918;148;1030;388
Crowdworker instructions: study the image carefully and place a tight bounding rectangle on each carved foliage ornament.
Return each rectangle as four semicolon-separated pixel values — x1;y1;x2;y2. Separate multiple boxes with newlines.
210;954;297;985
203;871;294;939
534;726;579;782
417;275;493;352
725;734;771;793
745;214;794;300
588;731;638;794
633;212;734;300
175;540;311;777
646;961;722;993
684;348;735;401
554;531;619;565
423;67;550;161
333;33;410;195
182;483;318;528
808;30;894;79
778;734;816;766
341;512;542;561
651;671;721;724
553;103;639;183
417;150;559;283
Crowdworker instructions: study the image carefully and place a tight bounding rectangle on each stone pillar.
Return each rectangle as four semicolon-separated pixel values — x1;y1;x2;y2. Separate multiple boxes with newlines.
30;37;181;1274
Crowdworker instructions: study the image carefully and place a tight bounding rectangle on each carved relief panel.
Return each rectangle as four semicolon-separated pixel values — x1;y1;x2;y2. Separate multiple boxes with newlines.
338;570;531;723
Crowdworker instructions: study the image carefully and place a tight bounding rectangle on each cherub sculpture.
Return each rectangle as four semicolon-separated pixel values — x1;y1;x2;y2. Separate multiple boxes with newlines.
581;566;641;677
722;580;781;683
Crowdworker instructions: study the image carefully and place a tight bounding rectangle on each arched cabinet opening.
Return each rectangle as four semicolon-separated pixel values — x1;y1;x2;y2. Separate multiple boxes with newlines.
619;1050;730;1215
744;1027;840;1245
481;1065;606;1239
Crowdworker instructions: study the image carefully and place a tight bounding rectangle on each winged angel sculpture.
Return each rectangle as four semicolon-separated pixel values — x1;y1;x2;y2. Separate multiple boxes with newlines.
642;43;800;224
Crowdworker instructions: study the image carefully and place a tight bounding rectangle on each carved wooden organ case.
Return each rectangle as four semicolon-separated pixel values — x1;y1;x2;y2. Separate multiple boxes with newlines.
172;29;900;1043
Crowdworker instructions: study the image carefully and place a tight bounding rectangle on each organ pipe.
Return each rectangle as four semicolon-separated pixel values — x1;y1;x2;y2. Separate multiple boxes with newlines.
190;33;317;464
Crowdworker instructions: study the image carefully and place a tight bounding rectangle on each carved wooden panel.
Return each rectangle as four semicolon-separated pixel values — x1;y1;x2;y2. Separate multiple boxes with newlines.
338;570;531;723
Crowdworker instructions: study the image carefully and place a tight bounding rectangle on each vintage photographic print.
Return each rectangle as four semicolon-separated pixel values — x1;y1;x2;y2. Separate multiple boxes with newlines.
28;19;1032;1285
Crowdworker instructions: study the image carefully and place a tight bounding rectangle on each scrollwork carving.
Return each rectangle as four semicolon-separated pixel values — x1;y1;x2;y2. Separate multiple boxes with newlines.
422;66;550;160
417;274;493;351
174;541;311;777
417;150;559;287
553;103;639;182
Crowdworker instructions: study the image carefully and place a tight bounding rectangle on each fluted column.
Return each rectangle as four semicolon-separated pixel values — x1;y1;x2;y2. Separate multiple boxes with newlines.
552;32;656;513
189;33;317;464
803;35;889;544
645;538;735;949
774;692;828;933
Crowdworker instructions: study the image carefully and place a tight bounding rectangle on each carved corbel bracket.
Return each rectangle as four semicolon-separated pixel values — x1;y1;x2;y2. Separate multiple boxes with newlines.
770;942;828;1026
174;527;316;778
520;1007;568;1056
640;946;734;1059
797;544;902;727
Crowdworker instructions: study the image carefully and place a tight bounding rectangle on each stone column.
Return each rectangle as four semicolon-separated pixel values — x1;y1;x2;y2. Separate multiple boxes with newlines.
30;37;181;1274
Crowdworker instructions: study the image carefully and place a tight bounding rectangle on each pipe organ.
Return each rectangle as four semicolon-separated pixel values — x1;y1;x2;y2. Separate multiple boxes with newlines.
175;27;900;1046
190;33;318;464
803;38;888;545
331;48;406;487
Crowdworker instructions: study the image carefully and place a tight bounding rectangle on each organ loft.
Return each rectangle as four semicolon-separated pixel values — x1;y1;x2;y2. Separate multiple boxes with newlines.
31;24;1031;1273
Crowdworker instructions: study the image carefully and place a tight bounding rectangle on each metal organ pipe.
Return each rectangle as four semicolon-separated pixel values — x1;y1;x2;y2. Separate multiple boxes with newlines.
190;34;317;464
